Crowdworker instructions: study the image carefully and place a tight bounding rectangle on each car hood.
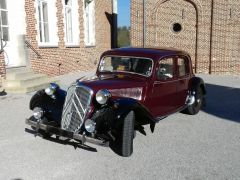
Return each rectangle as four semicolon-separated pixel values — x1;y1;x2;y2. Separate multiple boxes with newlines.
77;74;147;100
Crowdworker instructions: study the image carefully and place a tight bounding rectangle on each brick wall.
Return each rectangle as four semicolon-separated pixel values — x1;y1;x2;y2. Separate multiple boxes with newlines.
25;0;112;76
131;0;240;75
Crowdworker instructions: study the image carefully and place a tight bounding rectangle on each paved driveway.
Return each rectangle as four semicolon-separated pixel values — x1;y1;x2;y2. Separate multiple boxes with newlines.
0;73;239;180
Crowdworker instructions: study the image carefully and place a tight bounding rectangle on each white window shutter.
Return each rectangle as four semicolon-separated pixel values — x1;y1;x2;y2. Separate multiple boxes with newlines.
48;0;58;44
72;0;80;45
84;0;95;46
63;0;79;45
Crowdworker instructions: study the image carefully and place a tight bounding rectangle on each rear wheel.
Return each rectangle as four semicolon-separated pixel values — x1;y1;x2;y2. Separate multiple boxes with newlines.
110;111;135;157
185;88;203;115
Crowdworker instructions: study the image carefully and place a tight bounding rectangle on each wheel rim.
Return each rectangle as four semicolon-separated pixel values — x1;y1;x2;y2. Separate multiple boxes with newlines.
194;90;202;110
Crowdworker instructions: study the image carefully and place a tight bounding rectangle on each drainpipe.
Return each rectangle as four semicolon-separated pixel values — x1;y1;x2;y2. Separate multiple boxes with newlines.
0;16;3;53
0;16;6;81
209;0;214;74
112;0;118;48
143;0;146;47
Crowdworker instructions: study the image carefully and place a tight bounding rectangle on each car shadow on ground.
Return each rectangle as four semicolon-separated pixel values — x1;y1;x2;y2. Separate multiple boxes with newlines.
202;83;240;123
25;128;98;152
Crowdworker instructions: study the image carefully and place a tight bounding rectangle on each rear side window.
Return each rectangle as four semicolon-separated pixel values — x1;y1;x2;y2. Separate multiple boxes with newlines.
157;58;174;80
178;58;189;77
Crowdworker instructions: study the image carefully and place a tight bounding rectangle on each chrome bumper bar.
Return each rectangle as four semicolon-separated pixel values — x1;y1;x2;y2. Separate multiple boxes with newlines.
25;118;106;146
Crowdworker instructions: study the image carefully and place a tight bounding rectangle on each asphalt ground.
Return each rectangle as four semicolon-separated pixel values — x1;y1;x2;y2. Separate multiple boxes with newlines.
0;72;239;180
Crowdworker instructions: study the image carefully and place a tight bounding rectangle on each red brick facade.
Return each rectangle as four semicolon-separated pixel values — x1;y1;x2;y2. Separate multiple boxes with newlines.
25;0;112;76
0;0;112;81
131;0;240;75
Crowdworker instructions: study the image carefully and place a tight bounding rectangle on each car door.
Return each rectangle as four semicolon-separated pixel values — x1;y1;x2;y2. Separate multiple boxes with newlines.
150;57;178;118
176;56;191;109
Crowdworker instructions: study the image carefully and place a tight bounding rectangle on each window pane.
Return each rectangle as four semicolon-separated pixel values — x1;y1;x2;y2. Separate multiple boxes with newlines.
38;2;43;42
85;7;89;43
1;10;8;25
0;0;6;9
66;8;73;42
157;58;174;80
39;22;43;42
85;1;95;45
44;22;49;42
85;0;89;8
2;26;9;41
38;3;42;22
65;0;72;6
178;58;189;76
42;2;48;23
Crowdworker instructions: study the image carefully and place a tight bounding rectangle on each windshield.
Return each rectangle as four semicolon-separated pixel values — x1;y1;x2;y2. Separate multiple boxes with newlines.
99;56;153;77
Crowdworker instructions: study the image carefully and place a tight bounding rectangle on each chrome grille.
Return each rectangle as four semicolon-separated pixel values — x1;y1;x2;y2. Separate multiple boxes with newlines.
61;84;93;132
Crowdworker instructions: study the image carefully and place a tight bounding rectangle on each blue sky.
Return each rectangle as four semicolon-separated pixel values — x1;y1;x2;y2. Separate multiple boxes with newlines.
118;0;130;27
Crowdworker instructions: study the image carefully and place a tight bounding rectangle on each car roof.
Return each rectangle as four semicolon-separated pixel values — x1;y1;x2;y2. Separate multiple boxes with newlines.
101;47;189;61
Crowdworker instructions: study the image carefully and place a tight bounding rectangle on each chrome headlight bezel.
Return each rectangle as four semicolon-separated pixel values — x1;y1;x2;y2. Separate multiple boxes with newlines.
96;89;111;105
84;119;96;133
33;107;44;120
45;83;59;96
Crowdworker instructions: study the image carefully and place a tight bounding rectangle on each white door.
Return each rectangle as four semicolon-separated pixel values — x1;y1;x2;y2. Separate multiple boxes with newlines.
1;0;27;68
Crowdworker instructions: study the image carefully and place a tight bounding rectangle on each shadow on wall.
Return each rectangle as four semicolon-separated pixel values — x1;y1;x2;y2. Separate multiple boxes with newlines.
203;83;240;123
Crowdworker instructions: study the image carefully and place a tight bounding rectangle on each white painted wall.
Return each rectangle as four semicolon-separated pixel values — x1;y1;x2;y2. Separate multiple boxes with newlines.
4;0;27;68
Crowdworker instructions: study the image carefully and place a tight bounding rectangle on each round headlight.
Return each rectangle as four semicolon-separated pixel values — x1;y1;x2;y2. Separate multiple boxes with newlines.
85;119;96;133
45;87;54;96
33;107;44;120
45;83;58;96
96;89;111;105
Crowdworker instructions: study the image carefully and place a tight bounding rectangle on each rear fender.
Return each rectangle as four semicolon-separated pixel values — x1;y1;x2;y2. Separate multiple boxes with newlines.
189;77;206;95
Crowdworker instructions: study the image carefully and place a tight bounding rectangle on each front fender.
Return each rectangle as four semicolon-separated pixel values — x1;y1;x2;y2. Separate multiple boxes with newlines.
113;98;155;126
30;89;66;123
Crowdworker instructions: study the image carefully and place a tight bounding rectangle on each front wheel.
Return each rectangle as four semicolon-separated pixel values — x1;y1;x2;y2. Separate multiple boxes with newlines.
110;111;135;157
184;88;203;115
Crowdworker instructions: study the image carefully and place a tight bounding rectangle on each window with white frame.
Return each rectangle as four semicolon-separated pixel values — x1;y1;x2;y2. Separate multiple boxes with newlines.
64;0;79;45
84;0;95;46
0;0;9;41
36;0;58;46
38;0;49;42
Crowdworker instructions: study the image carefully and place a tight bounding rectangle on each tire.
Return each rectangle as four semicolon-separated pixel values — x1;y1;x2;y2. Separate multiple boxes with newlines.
185;87;203;115
110;111;135;157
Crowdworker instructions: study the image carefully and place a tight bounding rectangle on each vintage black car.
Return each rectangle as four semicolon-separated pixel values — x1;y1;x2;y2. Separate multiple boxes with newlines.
26;47;206;157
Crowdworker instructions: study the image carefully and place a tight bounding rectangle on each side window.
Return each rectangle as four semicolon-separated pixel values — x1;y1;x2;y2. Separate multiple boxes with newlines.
157;58;174;80
178;57;189;77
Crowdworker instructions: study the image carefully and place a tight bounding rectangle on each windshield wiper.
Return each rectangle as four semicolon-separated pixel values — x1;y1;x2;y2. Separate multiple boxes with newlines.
100;70;114;73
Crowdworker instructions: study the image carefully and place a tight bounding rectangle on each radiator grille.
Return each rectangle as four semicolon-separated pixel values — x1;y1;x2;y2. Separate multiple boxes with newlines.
61;84;93;132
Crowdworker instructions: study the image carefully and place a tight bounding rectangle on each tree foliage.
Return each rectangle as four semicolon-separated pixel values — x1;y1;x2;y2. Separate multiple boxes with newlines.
117;26;130;47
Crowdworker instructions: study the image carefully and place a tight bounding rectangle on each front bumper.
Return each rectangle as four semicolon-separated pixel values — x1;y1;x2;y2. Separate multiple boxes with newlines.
25;118;107;146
